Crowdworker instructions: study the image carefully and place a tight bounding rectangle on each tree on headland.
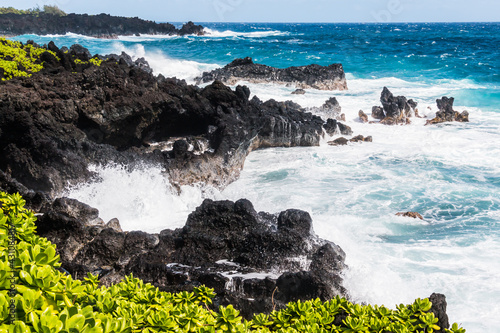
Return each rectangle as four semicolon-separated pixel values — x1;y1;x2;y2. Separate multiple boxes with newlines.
42;4;67;16
0;4;66;16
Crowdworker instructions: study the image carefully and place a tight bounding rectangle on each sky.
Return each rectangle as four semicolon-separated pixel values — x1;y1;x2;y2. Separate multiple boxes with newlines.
3;0;500;23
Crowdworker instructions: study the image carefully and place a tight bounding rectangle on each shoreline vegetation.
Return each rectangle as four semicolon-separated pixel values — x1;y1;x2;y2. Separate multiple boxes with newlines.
0;8;470;331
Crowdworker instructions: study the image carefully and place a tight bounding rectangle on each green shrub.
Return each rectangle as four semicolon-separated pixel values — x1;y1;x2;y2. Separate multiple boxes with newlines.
0;38;103;81
0;192;467;333
0;38;60;81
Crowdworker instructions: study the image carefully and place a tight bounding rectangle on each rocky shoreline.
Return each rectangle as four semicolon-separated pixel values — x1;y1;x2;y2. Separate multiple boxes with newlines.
0;12;204;38
0;40;454;329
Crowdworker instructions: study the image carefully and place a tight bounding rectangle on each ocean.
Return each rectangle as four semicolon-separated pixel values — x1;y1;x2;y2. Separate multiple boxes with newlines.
11;22;500;332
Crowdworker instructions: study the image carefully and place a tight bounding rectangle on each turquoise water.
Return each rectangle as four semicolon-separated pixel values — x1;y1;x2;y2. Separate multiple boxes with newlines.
12;22;500;332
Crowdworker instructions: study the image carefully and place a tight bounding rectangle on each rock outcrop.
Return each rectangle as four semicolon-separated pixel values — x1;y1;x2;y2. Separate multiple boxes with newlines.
371;87;418;125
34;197;346;318
195;57;348;91
0;13;204;37
0;43;324;195
425;97;469;125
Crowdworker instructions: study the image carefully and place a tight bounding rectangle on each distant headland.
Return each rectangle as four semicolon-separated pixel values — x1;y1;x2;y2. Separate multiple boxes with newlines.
0;5;204;38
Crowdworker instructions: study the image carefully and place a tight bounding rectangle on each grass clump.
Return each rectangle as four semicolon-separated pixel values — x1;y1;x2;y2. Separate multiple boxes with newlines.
0;192;467;332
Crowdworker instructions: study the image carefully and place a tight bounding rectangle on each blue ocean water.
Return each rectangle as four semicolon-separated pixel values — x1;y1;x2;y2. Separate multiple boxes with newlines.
11;22;500;332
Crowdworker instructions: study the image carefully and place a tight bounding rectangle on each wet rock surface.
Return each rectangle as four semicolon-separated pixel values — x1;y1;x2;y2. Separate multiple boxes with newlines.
0;13;204;37
196;57;348;90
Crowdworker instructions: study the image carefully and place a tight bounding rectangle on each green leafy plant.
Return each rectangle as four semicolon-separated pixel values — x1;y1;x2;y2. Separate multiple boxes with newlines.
0;192;468;333
0;39;59;81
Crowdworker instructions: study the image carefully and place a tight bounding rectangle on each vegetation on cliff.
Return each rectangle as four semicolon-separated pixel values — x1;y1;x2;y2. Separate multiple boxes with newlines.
0;37;105;81
0;192;466;332
0;38;56;80
0;5;66;16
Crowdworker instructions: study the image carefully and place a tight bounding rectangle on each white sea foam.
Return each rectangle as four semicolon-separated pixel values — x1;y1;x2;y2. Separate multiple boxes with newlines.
63;163;216;233
203;28;288;38
109;42;219;82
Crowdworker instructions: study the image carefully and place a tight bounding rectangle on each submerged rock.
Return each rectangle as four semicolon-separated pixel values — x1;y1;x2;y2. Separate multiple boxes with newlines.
36;197;347;317
195;57;348;90
425;97;469;125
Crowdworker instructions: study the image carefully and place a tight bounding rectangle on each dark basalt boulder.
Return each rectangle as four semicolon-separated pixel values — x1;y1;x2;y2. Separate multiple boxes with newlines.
0;12;205;38
35;197;347;317
425;97;469;125
429;293;450;333
371;87;418;125
195;57;348;91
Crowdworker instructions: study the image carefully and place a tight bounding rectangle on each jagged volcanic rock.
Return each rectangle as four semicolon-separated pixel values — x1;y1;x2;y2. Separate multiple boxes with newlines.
34;197;347;317
0;12;204;37
371;87;418;125
0;43;324;195
195;57;348;90
425;97;469;125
